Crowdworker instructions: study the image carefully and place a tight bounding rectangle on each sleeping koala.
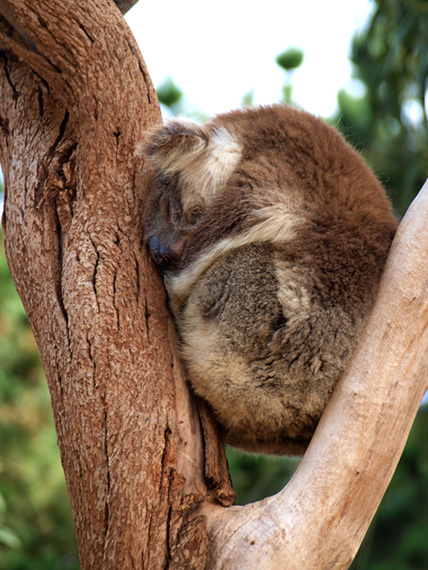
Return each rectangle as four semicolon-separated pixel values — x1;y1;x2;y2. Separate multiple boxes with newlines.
141;104;398;455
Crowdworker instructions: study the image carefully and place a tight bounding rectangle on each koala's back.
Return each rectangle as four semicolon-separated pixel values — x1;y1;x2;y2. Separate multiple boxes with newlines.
142;103;398;456
176;232;380;455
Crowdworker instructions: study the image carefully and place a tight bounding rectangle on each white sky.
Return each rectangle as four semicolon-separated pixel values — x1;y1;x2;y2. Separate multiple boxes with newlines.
0;0;373;201
125;0;374;118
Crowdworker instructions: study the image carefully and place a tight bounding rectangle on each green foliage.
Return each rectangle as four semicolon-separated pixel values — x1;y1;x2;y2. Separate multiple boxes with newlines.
351;405;428;570
156;76;183;109
276;47;304;71
241;89;255;109
0;232;79;570
336;0;428;215
226;448;299;505
0;492;21;549
276;47;305;104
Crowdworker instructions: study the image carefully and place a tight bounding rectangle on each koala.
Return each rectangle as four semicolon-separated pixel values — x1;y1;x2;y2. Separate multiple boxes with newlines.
141;104;398;456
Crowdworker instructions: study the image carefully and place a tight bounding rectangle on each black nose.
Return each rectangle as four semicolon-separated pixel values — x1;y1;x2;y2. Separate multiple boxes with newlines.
149;236;179;271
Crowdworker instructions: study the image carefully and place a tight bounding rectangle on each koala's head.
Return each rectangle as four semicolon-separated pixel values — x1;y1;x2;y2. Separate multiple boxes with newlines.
139;117;243;271
139;104;397;281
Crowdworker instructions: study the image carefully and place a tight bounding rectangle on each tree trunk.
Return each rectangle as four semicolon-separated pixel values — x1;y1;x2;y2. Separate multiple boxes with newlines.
1;1;428;569
0;1;233;568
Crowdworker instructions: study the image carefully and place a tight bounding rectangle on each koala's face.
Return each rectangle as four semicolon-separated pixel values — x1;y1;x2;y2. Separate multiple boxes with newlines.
143;172;188;271
142;117;244;273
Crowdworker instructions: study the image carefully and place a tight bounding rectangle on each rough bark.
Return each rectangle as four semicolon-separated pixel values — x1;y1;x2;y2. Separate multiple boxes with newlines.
1;0;427;569
0;1;233;569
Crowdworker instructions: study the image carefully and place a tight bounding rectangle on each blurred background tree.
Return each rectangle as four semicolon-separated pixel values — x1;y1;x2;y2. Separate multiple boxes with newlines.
156;75;184;115
337;0;428;216
0;0;427;567
0;228;79;570
276;46;305;104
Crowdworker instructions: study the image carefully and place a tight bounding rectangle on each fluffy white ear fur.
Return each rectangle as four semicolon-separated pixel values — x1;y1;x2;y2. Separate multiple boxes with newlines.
143;118;209;172
178;123;243;209
201;127;242;198
139;119;243;209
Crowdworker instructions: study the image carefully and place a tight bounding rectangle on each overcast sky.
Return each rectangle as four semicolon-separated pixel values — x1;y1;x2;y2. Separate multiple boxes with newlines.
0;0;374;199
126;0;374;118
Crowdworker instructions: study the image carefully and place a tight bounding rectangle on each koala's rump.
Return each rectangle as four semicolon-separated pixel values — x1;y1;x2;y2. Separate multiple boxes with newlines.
175;244;359;455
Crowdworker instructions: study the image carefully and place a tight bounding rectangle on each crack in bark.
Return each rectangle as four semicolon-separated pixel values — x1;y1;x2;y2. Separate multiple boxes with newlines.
33;69;50;91
86;328;111;559
87;331;97;390
196;398;236;507
78;22;94;44
57;371;64;400
29;108;76;345
131;165;138;211
113;268;120;330
34;109;73;208
114;128;120;160
52;202;70;332
143;294;150;343
37;86;44;115
34;162;48;208
125;37;152;104
165;504;173;565
23;171;29;210
134;253;141;303
0;51;18;100
40;51;63;75
85;323;112;560
0;112;9;138
139;62;151;105
89;235;101;311
161;423;172;477
50;109;69;152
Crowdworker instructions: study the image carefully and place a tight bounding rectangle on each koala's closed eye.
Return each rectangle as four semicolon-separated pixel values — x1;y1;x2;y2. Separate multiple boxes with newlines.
141;103;398;456
160;197;171;221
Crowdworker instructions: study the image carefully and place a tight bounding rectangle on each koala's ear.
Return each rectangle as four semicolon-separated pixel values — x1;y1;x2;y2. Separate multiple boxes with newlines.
137;119;210;174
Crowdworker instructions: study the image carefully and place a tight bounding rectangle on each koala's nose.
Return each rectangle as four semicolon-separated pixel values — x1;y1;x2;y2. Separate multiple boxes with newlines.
149;236;184;271
149;236;170;266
